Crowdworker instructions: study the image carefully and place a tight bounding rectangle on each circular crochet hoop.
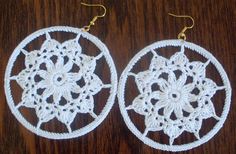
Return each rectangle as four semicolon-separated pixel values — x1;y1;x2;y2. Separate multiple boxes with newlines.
5;26;117;139
118;39;231;151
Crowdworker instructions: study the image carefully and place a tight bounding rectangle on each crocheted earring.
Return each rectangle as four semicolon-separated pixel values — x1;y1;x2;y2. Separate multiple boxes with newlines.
118;13;231;151
4;3;117;139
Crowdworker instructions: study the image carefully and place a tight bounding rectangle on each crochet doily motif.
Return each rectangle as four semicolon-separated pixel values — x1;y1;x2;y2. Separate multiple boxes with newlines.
5;26;117;139
118;40;231;151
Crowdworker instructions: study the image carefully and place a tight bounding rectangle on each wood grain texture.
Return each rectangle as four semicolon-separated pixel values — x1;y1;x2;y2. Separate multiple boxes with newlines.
0;0;235;153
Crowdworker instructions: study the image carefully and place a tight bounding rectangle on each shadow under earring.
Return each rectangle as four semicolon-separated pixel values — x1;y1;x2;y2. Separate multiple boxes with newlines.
118;13;231;151
4;3;117;139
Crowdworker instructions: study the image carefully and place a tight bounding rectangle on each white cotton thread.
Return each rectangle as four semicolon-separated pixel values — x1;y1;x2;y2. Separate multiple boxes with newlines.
118;39;231;151
4;26;117;139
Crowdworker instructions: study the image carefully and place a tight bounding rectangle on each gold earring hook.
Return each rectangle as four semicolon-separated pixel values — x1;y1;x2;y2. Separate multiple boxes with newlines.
168;13;195;41
81;2;107;32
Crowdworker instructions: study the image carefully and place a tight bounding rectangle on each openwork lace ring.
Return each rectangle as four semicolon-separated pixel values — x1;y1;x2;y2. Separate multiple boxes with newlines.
5;26;118;139
118;39;231;151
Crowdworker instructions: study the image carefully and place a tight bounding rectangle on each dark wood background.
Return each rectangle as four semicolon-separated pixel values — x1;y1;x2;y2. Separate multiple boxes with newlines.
0;0;235;153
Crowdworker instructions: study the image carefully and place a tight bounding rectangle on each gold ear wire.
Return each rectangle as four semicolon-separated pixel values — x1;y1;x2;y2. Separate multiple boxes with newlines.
81;2;107;32
168;13;195;41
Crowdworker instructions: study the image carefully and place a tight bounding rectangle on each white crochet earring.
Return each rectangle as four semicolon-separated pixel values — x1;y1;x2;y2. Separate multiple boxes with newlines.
4;3;117;139
118;13;231;151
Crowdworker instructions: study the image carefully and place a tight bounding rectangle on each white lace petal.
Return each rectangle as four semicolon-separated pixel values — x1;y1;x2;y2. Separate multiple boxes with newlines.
41;39;61;51
128;94;153;116
62;90;72;101
182;103;194;113
157;78;169;92
86;74;103;95
80;54;96;74
53;91;62;104
42;87;54;99
168;71;177;84
61;38;82;55
164;105;174;117
154;99;168;110
169;51;189;66
45;60;54;73
16;69;32;88
62;60;73;73
174;106;183;118
188;62;206;78
183;83;195;93
37;80;47;88
150;55;167;71
67;72;82;82
200;98;219;120
188;93;198;102
55;56;64;69
25;50;40;67
76;95;94;114
149;91;161;100
135;70;154;93
164;124;184;145
36;104;55;123
184;117;202;139
71;84;82;93
198;78;218;97
56;107;77;130
145;114;164;132
20;89;37;108
37;70;48;79
176;73;187;87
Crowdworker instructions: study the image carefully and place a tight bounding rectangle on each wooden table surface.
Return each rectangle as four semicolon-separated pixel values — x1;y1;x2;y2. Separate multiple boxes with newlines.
0;0;235;153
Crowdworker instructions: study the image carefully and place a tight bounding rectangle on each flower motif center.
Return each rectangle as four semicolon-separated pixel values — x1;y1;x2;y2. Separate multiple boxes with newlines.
53;73;66;86
168;90;181;102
